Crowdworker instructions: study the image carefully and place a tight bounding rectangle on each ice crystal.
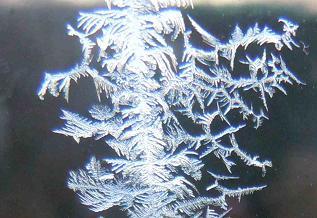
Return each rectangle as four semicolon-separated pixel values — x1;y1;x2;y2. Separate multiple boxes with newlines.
38;0;303;217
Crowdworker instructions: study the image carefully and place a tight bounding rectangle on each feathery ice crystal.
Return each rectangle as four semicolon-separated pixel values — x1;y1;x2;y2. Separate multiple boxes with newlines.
38;0;303;217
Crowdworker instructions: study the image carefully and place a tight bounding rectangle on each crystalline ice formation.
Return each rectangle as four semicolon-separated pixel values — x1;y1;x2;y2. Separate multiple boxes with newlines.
38;0;302;217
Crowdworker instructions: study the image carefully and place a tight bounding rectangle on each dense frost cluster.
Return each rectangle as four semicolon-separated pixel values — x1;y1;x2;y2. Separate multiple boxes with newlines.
38;0;302;217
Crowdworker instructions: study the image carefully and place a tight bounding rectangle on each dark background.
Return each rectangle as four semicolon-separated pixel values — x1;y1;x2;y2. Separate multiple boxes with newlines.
0;2;316;218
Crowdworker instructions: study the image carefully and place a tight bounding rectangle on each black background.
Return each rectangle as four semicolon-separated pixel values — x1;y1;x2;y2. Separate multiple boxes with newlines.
0;2;317;218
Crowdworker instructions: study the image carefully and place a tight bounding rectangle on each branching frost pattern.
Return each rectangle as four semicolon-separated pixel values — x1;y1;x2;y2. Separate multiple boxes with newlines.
38;0;302;217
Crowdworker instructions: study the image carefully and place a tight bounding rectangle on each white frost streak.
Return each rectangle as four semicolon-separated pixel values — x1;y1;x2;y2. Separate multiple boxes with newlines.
38;0;302;217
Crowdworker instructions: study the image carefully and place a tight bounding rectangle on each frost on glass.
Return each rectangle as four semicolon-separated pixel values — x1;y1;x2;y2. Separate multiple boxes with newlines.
38;0;303;217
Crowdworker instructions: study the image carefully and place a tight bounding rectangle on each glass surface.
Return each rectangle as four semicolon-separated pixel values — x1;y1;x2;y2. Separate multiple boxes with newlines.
0;1;316;217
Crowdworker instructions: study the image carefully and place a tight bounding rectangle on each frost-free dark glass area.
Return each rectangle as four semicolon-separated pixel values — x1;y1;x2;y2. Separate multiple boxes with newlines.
0;0;316;217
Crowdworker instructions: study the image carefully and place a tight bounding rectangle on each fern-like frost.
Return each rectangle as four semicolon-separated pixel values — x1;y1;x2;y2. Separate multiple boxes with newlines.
38;0;303;217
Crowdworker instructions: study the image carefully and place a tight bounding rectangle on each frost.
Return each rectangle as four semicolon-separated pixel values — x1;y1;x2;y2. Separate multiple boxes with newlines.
38;0;303;217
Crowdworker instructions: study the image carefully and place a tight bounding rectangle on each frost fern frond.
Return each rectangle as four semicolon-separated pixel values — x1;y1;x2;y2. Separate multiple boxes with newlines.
38;0;304;217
